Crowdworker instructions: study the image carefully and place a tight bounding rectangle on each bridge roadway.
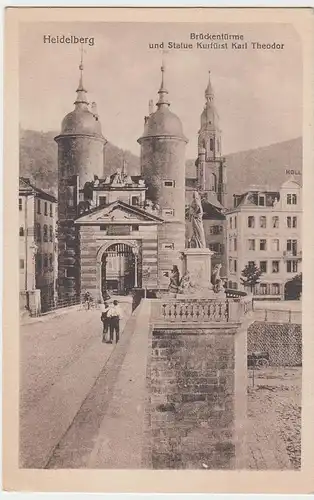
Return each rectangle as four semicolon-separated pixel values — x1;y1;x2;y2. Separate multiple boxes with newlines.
20;304;137;469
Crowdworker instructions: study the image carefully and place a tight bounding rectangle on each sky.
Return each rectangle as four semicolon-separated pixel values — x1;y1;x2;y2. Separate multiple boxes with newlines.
19;22;302;158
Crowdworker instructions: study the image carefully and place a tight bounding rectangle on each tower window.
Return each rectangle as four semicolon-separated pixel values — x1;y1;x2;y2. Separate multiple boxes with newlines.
19;198;22;211
99;196;107;207
131;196;140;206
37;199;41;214
162;243;174;250
209;138;214;151
50;203;53;217
36;223;41;242
162;208;174;217
19;259;24;270
131;225;139;231
49;225;53;242
163;180;175;188
44;202;48;216
19;226;25;237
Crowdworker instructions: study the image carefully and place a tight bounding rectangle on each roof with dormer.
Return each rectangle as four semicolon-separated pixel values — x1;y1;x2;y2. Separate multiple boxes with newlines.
74;199;164;225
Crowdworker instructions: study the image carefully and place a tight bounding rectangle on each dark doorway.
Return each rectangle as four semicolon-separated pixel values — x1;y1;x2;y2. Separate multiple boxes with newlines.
101;243;140;298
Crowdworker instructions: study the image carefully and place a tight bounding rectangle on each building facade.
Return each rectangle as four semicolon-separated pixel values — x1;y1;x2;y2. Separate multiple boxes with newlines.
19;177;57;312
226;179;302;299
56;60;188;301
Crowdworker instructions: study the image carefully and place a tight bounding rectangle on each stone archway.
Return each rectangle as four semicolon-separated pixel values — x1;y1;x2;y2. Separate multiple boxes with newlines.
96;240;140;300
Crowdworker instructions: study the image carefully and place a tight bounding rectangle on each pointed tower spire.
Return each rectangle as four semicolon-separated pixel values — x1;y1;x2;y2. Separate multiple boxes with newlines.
157;52;170;107
205;70;214;101
74;44;89;107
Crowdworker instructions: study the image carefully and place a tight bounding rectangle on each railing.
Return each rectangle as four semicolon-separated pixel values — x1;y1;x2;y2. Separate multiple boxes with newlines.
29;295;100;317
152;295;254;325
253;308;301;324
283;251;302;260
160;300;229;323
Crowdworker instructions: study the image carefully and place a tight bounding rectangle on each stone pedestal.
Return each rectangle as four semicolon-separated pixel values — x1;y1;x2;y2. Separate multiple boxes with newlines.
27;289;41;316
181;248;214;296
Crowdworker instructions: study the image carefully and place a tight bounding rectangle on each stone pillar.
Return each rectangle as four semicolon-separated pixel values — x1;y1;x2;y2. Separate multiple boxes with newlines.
181;248;214;295
27;289;41;316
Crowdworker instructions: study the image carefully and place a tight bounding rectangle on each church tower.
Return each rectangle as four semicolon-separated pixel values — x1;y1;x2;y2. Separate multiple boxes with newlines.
138;63;188;284
55;56;106;299
196;71;226;206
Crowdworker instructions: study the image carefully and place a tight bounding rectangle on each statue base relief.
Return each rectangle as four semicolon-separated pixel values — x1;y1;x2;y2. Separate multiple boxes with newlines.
181;248;215;297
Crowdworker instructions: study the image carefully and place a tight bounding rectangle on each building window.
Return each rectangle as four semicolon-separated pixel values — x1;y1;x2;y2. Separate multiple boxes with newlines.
248;216;255;228
210;225;223;235
287;193;297;205
234;216;237;229
260;216;267;228
260;261;267;273
19;258;24;270
37;199;41;214
248;261;255;267
100;225;108;231
131;225;139;231
209;243;223;254
49;253;53;268
287;260;298;273
210;138;214;151
44;201;48;216
43;224;48;242
258;195;265;206
19;226;24;237
44;254;48;268
50;203;53;217
49;225;53;242
234;260;237;272
19;198;22;211
272;239;280;251
287;216;294;228
293;216;297;228
260;239;267;251
272;261;280;273
248;239;255;251
234;238;237;251
229;217;233;229
229;258;233;272
272;283;280;295
272;216;279;228
163;180;175;188
36;223;41;242
162;243;174;250
99;196;107;207
287;239;297;255
162;208;174;217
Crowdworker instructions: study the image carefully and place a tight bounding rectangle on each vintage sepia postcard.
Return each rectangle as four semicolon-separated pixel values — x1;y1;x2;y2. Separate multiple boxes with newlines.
3;6;314;494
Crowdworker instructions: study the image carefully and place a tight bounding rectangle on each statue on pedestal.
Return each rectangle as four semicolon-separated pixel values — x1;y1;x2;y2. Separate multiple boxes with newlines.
211;263;224;294
189;191;206;249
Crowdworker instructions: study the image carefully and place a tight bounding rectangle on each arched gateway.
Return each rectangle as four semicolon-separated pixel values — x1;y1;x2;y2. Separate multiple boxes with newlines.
97;240;141;299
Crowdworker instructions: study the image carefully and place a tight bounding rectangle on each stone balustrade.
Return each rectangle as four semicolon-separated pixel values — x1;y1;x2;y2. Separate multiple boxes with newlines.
150;295;253;327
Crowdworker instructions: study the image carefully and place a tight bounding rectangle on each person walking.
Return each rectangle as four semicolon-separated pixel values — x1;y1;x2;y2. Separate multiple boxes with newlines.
100;301;110;343
108;300;123;344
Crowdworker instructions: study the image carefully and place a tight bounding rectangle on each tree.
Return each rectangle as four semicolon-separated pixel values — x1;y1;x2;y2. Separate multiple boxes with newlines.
240;262;263;293
285;273;302;300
